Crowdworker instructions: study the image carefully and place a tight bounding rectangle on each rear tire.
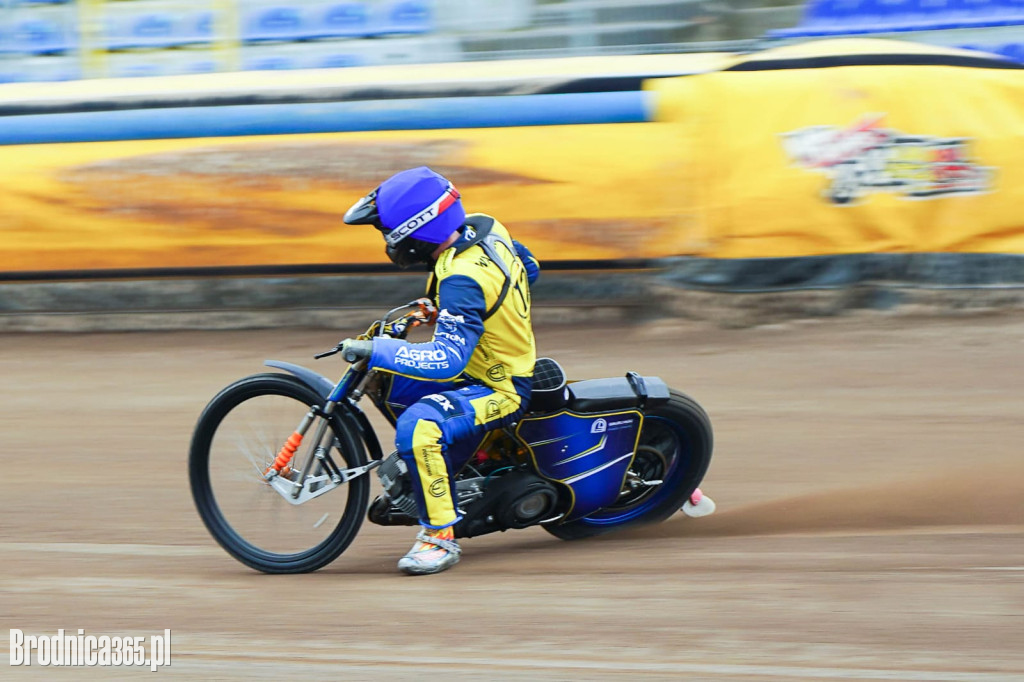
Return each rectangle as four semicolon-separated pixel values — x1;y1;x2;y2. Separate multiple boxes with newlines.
544;390;712;540
189;374;370;573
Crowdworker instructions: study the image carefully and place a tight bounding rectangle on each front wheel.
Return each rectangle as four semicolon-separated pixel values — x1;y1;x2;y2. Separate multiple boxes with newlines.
189;374;370;573
544;390;713;540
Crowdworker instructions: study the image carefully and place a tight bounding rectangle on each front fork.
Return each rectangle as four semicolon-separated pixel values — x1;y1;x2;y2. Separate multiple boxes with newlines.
263;363;380;504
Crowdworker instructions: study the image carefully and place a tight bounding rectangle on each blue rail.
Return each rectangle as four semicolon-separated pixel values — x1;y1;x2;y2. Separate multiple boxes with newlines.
0;92;653;145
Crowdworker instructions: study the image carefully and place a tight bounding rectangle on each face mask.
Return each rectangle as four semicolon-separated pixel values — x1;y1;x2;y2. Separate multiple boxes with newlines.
385;239;437;269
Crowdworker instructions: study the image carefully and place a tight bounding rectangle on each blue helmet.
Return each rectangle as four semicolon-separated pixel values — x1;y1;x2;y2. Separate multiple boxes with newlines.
343;166;466;268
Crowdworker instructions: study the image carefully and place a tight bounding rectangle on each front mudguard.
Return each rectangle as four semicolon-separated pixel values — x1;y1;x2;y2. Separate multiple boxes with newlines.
264;360;386;462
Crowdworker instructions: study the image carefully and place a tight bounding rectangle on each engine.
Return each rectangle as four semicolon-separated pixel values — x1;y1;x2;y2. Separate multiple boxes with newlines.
453;469;561;538
368;452;561;538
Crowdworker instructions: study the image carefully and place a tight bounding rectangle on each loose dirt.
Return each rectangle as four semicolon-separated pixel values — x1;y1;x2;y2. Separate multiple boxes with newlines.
3;313;1023;680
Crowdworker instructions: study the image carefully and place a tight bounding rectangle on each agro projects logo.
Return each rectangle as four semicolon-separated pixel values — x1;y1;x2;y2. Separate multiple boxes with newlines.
781;114;993;205
394;345;450;371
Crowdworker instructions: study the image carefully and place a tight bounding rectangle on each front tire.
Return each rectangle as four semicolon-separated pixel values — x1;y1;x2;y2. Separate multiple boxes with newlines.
544;391;713;540
189;374;370;573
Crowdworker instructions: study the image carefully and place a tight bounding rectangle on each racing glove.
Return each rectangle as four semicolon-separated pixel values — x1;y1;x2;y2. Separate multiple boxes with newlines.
340;338;374;363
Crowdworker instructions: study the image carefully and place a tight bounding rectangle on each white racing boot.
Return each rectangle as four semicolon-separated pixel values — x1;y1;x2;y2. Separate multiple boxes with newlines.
398;526;461;576
682;488;716;518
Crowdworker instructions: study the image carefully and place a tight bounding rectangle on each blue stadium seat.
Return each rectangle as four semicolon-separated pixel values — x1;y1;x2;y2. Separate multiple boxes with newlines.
242;6;308;42
905;0;1024;27
108;60;169;79
243;53;299;70
953;0;1011;25
4;55;80;81
867;0;930;31
307;2;370;39
316;51;368;68
769;0;1023;38
179;11;215;45
103;7;217;50
178;51;219;73
768;0;867;37
4;16;75;54
841;0;905;32
373;0;433;35
112;12;178;49
913;0;963;29
996;0;1024;24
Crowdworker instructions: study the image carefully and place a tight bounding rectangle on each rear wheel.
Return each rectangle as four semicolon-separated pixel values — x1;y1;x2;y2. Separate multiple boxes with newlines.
544;391;712;540
189;374;370;573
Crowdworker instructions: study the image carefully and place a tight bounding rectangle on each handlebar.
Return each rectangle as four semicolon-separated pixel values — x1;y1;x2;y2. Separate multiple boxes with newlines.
314;298;438;363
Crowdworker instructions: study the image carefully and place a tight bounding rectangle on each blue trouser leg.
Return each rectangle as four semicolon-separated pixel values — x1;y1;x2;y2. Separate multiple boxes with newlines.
376;375;456;424
394;383;526;529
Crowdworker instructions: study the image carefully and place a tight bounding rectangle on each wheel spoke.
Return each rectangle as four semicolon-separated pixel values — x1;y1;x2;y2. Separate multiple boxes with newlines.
234;430;271;482
198;384;359;557
190;375;371;573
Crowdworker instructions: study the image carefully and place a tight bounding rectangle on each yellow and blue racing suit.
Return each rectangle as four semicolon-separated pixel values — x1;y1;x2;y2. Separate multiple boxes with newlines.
368;214;539;529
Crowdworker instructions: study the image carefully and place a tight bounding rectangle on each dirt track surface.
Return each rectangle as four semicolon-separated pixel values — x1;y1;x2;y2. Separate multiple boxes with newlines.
4;313;1024;680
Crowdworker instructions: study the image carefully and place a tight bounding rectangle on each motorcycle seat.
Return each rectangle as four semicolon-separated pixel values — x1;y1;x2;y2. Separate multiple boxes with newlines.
527;358;670;414
567;374;671;413
528;357;569;412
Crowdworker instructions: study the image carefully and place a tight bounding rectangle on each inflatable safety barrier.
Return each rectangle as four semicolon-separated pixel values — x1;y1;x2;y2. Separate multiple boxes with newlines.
649;39;1024;289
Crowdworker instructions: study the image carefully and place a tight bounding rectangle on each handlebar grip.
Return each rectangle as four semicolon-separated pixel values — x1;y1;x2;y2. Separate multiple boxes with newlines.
343;348;360;363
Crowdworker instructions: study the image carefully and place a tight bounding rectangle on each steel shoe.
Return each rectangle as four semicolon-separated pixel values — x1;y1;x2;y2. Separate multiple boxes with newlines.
397;526;461;576
682;488;716;518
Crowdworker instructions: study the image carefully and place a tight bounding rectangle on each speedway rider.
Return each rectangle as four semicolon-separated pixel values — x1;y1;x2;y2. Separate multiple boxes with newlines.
341;166;539;576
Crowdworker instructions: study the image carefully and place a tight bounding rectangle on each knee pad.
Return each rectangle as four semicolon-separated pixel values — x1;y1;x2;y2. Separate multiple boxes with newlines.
394;399;448;456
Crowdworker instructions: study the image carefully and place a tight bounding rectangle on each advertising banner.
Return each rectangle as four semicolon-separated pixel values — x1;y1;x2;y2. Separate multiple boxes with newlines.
0;124;685;273
3;41;1022;280
650;42;1024;259
0;52;730;276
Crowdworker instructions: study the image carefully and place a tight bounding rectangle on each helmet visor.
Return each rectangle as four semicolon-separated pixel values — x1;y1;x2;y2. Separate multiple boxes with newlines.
342;189;381;226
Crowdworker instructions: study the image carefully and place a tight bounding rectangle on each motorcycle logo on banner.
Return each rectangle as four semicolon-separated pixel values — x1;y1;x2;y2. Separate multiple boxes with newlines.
781;114;993;205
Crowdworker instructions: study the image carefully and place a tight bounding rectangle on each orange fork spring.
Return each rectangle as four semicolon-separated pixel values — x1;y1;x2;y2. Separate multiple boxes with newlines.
266;432;303;475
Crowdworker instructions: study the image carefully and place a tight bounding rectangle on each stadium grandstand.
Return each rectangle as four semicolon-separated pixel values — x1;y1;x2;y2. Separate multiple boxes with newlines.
0;0;1021;82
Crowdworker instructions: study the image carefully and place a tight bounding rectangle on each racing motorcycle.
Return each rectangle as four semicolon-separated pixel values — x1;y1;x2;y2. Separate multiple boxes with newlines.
189;300;715;573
